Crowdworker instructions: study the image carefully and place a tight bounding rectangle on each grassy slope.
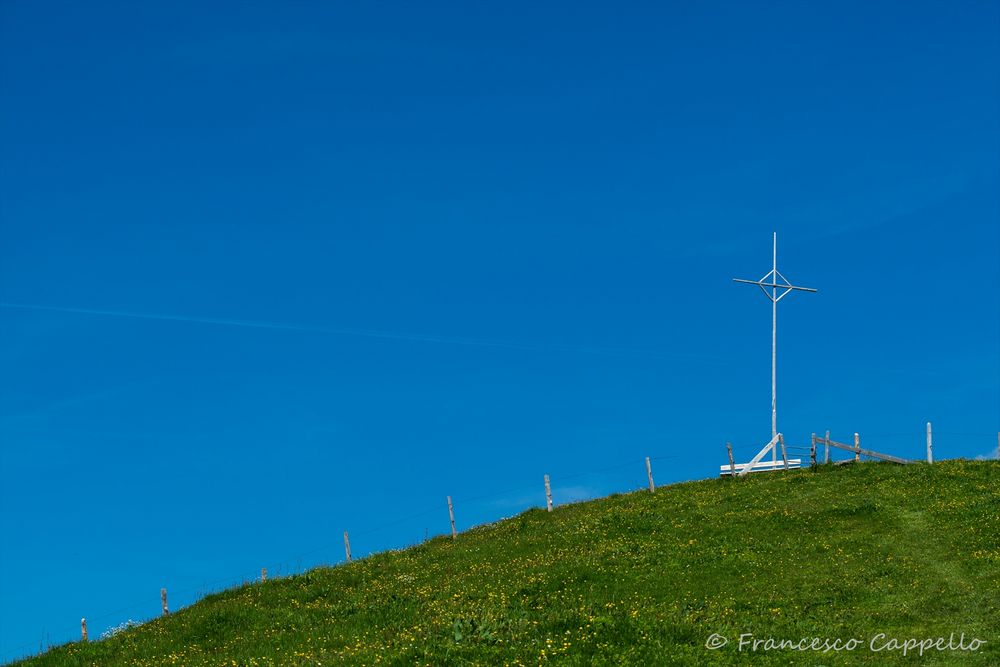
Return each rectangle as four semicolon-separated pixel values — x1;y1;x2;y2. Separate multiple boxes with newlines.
14;460;999;666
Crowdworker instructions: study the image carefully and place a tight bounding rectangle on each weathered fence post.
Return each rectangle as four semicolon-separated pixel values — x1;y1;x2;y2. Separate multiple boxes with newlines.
544;474;553;512
343;531;352;562
645;457;655;492
926;422;933;463
447;495;456;539
854;433;860;462
824;430;830;464
81;618;88;642
779;434;789;469
261;567;267;582
161;588;169;616
726;442;736;476
810;433;817;467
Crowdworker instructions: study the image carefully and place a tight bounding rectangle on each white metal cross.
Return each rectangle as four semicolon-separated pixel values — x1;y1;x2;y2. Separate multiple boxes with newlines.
733;233;816;456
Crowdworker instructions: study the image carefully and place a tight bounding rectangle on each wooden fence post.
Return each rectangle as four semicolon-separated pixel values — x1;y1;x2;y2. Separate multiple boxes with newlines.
810;433;817;467
926;422;933;463
779;434;789;469
447;495;456;539
645;457;655;492
161;588;169;616
81;618;87;642
824;430;830;464
544;474;553;512
261;567;267;582
726;442;736;476
854;432;860;462
344;531;352;562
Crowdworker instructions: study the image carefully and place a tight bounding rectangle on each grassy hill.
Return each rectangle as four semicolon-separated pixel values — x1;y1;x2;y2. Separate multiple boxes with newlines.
13;460;999;666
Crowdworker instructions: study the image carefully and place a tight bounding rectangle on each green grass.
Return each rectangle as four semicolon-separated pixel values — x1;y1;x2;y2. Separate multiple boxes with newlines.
13;460;999;666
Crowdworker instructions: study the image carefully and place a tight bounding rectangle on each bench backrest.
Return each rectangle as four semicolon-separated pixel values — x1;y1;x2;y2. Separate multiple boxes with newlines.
720;458;802;476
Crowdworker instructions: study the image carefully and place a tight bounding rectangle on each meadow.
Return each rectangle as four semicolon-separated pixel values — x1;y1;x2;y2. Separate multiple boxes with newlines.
12;460;999;666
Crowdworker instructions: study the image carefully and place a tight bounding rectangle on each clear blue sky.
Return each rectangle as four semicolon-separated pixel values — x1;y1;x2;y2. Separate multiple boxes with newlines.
1;0;998;660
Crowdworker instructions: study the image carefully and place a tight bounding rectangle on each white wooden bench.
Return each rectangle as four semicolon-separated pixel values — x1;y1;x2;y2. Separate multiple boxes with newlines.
720;458;801;476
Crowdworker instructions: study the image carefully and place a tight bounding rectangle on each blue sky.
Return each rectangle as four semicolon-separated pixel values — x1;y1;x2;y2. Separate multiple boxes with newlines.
1;0;998;660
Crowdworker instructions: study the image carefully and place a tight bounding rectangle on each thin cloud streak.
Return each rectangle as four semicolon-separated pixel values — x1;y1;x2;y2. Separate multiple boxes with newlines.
0;302;717;362
975;447;999;461
0;384;131;422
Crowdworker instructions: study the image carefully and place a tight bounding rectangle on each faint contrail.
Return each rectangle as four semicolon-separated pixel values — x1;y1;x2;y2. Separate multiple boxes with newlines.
0;302;709;361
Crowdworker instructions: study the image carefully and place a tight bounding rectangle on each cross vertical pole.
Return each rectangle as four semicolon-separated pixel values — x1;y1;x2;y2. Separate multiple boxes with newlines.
771;232;777;462
733;233;816;452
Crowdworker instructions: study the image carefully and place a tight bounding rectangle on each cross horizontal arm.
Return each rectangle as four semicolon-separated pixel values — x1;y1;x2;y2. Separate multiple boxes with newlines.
732;278;818;293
